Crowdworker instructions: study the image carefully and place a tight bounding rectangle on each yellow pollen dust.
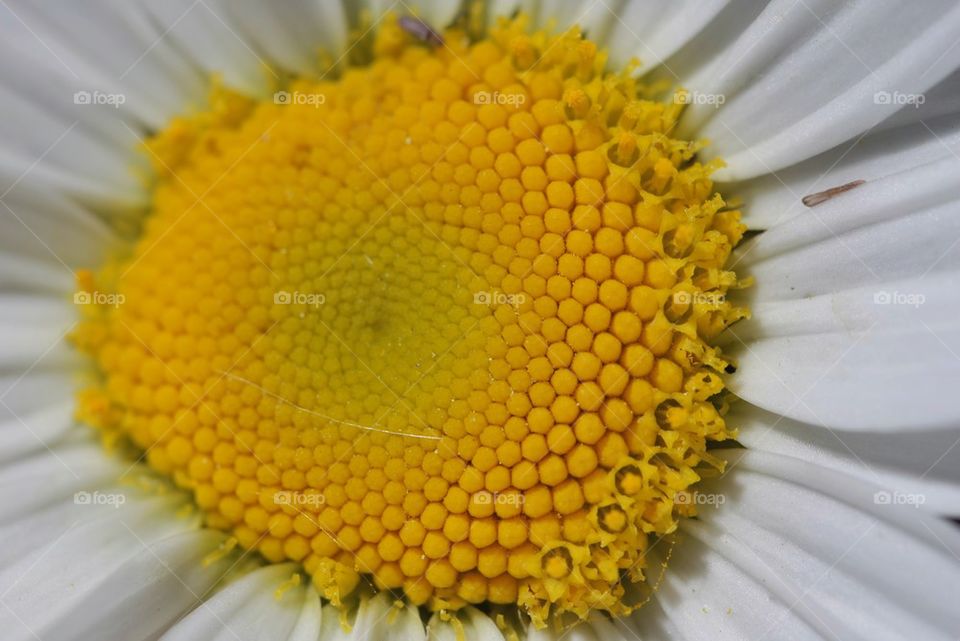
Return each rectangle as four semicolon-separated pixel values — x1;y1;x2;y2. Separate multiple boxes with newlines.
73;16;747;625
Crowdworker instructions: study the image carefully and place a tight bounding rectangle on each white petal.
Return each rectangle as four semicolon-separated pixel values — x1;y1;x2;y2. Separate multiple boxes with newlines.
0;443;122;523
4;0;205;128
604;0;731;74
724;271;960;431
0;399;74;464
632;449;960;640
0;487;198;570
212;0;349;78
0;482;230;641
427;607;504;641
642;0;768;87
0;297;77;376
731;113;960;229
0;297;84;465
736;158;960;290
875;67;960;132
0;254;73;294
416;0;470;29
0;367;73;415
286;589;324;641
1;294;73;325
632;532;823;641
530;0;622;42
526;614;638;641
0;4;155;208
318;602;352;641
54;530;228;641
724;157;960;430
160;564;321;641
676;0;960;180
138;0;275;97
485;0;537;31
0;182;119;269
349;593;426;641
732;404;960;514
0;75;147;210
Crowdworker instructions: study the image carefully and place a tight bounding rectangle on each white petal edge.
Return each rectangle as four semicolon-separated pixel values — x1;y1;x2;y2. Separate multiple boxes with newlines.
723;156;960;430
160;563;322;641
348;592;426;641
0;441;125;523
731;403;960;515
631;449;960;641
604;0;731;74
0;181;119;269
723;271;960;431
427;607;505;641
2;0;204;129
0;297;78;377
729;112;960;229
0;484;231;641
0;400;75;464
0;253;73;295
529;0;624;43
526;613;642;641
138;0;277;98
211;0;349;78
875;67;960;133
677;0;960;181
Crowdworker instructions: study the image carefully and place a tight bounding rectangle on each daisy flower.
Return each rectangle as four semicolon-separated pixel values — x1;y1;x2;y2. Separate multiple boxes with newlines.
1;1;959;640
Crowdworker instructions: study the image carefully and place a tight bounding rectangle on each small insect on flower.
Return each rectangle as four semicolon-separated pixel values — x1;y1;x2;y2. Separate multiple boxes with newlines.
398;15;443;46
802;179;866;207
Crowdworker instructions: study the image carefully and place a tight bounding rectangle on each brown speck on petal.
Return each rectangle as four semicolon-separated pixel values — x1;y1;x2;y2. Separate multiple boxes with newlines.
802;179;866;207
398;15;443;46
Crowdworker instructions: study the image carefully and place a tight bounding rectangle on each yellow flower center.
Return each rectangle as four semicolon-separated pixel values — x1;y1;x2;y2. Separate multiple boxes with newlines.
73;16;747;625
